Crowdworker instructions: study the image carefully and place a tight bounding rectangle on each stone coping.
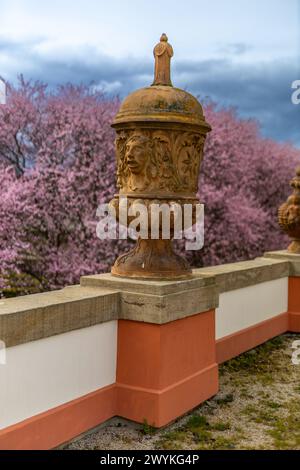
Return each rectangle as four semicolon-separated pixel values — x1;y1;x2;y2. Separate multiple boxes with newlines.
81;272;215;295
0;254;292;348
264;251;300;276
194;257;290;293
0;286;119;348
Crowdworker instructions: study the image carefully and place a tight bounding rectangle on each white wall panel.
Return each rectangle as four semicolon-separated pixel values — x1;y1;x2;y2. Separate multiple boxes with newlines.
0;321;117;429
216;278;288;340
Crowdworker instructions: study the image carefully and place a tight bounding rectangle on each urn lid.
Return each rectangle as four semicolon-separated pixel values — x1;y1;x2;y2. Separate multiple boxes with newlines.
112;34;211;132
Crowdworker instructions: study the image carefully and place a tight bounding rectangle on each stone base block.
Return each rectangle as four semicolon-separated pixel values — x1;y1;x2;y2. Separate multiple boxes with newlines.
116;310;218;427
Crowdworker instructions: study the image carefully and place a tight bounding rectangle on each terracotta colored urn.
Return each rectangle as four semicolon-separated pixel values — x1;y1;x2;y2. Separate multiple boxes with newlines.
109;34;211;278
278;167;300;253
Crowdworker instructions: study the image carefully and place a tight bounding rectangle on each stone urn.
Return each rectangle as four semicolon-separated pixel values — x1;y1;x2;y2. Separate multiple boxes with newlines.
109;34;211;279
278;167;300;253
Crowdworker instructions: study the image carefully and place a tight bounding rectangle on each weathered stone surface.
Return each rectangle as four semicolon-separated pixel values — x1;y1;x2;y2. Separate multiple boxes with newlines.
0;256;293;348
278;168;300;254
109;35;211;279
81;272;215;295
81;272;218;324
0;286;119;348
194;257;289;293
119;285;218;324
0;274;218;347
264;250;300;276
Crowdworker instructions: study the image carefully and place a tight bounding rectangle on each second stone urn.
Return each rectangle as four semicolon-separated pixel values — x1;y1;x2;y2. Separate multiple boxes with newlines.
109;34;211;279
278;167;300;254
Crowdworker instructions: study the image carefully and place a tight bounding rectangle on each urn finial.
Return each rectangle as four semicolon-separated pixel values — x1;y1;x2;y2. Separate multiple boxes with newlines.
152;33;174;87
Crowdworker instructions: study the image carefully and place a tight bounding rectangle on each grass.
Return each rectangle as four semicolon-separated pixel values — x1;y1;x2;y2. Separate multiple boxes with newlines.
141;420;156;435
156;413;235;450
220;336;285;375
155;334;300;450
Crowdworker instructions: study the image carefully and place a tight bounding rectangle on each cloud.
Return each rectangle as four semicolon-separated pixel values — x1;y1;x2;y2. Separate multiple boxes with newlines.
0;35;299;146
92;80;122;94
0;35;44;54
174;58;300;146
217;42;253;56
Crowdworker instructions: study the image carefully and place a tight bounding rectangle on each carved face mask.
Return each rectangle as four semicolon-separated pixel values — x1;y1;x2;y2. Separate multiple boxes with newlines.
125;140;149;175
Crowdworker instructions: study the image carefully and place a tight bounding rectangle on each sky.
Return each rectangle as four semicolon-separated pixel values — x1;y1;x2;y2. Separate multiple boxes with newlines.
0;0;300;145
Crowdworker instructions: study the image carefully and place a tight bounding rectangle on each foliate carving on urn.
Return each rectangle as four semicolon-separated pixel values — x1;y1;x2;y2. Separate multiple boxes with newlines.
278;167;300;253
115;129;206;195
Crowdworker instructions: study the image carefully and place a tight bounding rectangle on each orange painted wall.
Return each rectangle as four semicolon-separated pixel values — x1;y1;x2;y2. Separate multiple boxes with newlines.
3;276;300;450
116;311;219;427
0;384;116;450
0;310;219;448
288;277;300;332
216;312;289;364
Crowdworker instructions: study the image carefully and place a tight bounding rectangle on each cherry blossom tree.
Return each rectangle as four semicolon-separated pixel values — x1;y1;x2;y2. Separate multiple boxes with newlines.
0;79;299;296
184;103;300;267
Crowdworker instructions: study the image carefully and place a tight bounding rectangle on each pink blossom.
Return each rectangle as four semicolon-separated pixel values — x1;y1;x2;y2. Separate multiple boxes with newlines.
0;80;299;296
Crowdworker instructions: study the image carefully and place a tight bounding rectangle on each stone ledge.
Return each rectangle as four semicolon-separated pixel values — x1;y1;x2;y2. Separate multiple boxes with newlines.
264;250;300;276
0;286;119;348
80;273;219;324
193;257;289;293
80;272;214;295
119;285;218;323
0;256;292;348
